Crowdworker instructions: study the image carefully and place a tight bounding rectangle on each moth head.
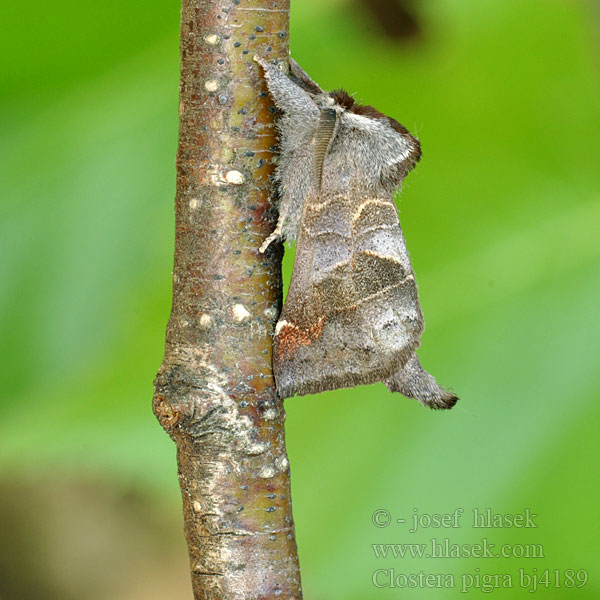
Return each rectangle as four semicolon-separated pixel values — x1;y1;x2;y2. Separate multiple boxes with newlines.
324;89;422;189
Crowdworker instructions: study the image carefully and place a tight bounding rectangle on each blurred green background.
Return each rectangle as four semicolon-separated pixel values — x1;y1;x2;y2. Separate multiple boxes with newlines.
1;0;599;598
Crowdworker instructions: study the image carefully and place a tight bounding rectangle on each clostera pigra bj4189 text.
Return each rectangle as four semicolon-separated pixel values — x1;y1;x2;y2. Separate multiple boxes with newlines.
255;56;457;410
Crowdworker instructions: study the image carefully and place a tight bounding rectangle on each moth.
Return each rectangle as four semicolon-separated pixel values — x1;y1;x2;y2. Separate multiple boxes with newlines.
255;56;457;409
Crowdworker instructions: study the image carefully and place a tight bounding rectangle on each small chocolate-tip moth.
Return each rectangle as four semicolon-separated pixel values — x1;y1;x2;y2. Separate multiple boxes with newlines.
256;56;457;409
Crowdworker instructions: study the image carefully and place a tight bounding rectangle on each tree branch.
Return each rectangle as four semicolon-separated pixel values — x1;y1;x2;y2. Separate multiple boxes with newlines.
153;0;301;597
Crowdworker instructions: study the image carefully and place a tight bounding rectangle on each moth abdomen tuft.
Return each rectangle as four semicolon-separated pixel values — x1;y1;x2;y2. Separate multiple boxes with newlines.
386;354;459;410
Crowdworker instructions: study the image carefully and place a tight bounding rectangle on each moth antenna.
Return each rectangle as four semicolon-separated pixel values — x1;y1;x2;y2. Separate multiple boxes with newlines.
313;108;339;189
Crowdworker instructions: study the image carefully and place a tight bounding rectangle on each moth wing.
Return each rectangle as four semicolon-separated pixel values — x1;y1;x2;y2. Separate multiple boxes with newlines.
274;191;424;398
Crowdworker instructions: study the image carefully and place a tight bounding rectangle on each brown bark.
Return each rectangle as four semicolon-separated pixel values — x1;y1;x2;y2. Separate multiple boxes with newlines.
153;0;301;598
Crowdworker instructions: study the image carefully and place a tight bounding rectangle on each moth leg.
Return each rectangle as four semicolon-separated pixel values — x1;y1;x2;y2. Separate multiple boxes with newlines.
259;222;283;253
386;353;458;410
254;55;319;121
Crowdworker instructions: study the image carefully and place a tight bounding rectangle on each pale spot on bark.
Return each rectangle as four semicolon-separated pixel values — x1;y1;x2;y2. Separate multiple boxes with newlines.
232;303;251;321
205;80;219;92
259;466;276;478
277;456;289;471
246;442;267;455
225;170;245;185
189;197;199;209
199;313;213;328
204;33;220;45
193;501;202;512
263;408;277;421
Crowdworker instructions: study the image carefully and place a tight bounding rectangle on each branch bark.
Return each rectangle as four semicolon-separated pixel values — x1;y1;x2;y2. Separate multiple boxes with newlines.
153;0;301;598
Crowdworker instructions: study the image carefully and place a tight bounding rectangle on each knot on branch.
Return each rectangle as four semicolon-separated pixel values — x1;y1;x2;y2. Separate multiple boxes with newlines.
153;393;188;435
154;362;267;457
